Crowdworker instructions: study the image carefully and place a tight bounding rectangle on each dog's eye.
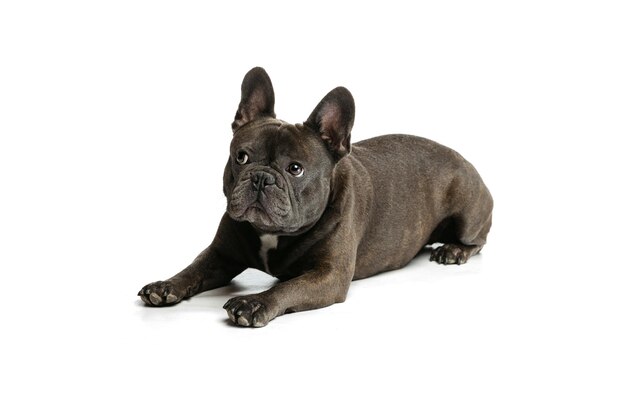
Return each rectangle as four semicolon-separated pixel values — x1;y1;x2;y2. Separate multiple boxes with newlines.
287;162;304;177
236;151;249;165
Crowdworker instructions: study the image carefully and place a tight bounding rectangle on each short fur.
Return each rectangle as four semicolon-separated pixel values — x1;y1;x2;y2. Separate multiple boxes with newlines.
138;67;493;327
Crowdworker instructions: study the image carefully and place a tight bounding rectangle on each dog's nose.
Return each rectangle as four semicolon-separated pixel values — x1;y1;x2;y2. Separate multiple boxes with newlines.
251;172;276;192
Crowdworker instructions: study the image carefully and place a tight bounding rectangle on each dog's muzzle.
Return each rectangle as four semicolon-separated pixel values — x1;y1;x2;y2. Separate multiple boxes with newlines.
251;171;276;192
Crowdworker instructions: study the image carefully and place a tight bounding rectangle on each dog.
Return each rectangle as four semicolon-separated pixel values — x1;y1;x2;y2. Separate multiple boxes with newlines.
138;67;493;327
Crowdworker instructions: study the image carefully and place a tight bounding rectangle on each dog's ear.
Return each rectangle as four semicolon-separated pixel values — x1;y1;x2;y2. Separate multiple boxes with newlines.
232;67;276;132
304;87;355;160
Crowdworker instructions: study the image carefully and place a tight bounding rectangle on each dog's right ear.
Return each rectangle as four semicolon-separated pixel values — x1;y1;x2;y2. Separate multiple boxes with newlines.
232;67;276;132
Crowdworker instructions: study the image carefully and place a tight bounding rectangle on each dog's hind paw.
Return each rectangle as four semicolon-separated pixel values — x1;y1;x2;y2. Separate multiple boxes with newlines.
430;244;470;265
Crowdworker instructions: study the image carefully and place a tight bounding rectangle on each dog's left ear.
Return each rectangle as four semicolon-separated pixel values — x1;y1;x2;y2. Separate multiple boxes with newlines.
232;67;276;132
304;87;355;160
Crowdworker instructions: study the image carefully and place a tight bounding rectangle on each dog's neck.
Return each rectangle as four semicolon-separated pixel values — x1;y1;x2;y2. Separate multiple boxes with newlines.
258;234;279;274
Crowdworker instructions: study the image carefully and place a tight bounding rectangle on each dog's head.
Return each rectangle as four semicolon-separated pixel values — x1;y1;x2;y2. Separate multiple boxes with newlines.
223;67;355;234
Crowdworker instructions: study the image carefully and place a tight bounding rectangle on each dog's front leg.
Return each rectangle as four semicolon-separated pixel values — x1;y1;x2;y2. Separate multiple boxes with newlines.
224;261;354;327
138;214;249;306
138;244;245;307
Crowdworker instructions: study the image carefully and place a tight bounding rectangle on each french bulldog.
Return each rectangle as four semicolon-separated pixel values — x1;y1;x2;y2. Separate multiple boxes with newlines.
138;67;493;327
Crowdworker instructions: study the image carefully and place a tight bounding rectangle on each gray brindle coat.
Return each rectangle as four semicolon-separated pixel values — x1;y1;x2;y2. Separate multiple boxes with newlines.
138;67;493;327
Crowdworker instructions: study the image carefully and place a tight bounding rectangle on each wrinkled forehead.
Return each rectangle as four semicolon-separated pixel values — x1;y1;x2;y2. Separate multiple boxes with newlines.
231;119;324;159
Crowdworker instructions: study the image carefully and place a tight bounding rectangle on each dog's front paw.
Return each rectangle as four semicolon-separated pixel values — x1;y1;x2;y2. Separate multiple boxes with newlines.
223;295;276;327
430;244;469;265
138;281;184;306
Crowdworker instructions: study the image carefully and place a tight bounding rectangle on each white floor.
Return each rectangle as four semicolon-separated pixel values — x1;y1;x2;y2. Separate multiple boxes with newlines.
3;220;624;417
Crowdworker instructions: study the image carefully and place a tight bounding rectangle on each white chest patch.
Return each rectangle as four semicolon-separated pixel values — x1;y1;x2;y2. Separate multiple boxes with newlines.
258;234;279;274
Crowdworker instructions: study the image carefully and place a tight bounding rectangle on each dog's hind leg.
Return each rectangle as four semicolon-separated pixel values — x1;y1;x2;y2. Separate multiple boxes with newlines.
430;173;493;265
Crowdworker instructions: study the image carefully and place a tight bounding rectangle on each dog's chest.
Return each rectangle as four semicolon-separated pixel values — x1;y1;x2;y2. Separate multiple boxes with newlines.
258;234;279;274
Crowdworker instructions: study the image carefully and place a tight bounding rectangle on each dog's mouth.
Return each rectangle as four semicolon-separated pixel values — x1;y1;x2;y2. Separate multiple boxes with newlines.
228;193;288;229
227;171;295;232
243;202;273;223
228;203;287;234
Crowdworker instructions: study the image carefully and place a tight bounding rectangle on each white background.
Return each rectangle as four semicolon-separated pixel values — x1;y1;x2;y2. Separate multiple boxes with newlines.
1;1;624;417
